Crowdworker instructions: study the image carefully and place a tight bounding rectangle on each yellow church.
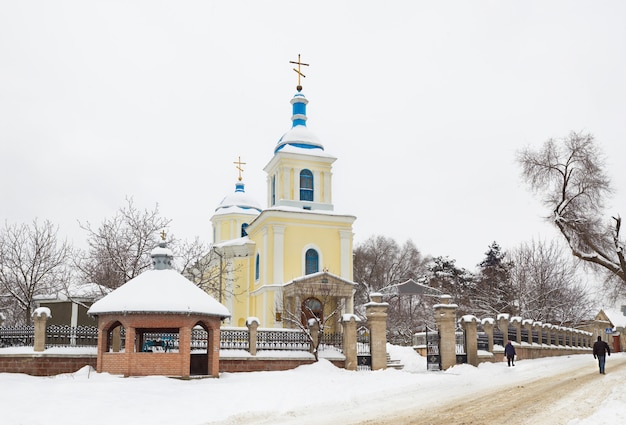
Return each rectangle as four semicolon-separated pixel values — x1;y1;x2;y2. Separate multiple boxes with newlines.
208;61;357;331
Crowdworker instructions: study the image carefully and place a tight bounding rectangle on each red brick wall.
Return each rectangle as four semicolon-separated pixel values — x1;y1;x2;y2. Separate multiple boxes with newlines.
0;355;97;376
220;358;344;373
0;354;343;376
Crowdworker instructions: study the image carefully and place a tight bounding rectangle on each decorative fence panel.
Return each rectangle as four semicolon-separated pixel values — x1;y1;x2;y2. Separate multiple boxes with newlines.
0;326;34;347
257;329;310;351
219;328;249;350
46;325;98;348
2;325;342;355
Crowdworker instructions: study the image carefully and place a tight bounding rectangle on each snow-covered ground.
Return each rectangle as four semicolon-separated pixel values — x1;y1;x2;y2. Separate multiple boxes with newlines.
0;345;623;425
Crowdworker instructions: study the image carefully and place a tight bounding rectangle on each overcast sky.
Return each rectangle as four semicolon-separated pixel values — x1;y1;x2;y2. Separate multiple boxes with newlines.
2;1;626;271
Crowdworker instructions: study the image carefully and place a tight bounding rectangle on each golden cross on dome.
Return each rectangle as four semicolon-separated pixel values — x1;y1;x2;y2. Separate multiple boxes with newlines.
233;156;246;181
160;230;166;241
289;54;309;89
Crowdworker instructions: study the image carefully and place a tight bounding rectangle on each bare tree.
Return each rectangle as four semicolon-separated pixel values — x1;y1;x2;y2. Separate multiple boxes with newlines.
179;241;243;303
517;132;625;294
0;220;71;325
76;197;171;289
510;239;594;325
353;236;428;306
278;280;349;361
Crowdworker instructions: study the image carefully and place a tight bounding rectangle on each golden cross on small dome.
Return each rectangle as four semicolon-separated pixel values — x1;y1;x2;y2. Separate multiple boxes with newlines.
233;156;246;181
160;230;166;241
289;54;309;90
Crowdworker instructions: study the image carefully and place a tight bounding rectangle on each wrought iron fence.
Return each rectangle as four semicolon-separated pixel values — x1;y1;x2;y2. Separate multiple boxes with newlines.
0;325;342;354
257;329;310;351
46;325;98;347
219;328;249;350
320;332;343;352
0;325;34;347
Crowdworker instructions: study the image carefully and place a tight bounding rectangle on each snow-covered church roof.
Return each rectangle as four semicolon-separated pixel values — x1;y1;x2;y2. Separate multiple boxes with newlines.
87;242;230;318
214;180;262;216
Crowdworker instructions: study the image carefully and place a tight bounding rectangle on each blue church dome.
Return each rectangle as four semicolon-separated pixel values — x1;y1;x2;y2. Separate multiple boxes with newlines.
274;89;324;153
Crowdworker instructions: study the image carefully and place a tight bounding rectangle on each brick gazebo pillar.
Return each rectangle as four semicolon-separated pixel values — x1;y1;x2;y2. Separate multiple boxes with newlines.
365;292;389;371
341;314;360;371
33;307;51;352
435;295;458;370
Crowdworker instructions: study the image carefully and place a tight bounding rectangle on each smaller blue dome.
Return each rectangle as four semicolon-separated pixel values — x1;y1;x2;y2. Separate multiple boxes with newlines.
215;181;262;215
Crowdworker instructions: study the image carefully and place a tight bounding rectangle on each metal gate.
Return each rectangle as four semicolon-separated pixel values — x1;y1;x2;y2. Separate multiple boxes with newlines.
356;326;371;371
426;327;441;371
455;330;467;364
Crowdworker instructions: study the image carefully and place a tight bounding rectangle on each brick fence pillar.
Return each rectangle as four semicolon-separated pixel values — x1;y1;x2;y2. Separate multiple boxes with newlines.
434;295;458;371
543;323;552;345
459;315;478;366
33;307;51;352
497;314;510;346
482;318;494;353
341;314;360;371
511;316;522;344
533;321;542;346
523;319;533;344
246;317;260;356
366;292;388;371
308;319;320;356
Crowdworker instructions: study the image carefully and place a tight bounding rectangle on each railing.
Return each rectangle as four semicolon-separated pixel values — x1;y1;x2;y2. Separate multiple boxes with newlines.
46;325;98;347
0;325;342;354
257;329;310;351
0;325;34;347
219;328;249;350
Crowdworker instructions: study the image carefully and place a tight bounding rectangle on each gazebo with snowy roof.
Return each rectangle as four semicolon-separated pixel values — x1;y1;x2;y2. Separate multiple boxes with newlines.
87;241;230;378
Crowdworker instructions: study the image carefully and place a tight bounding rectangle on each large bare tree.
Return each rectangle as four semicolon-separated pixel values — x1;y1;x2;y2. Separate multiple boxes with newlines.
353;235;428;305
0;220;71;325
76;198;171;290
510;239;593;326
517;132;624;293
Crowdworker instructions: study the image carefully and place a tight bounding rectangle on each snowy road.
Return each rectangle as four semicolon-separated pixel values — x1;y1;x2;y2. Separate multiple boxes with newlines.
207;352;626;425
360;355;626;425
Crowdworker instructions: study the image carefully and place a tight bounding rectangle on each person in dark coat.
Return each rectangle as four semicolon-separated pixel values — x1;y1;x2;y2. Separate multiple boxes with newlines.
504;340;516;367
593;336;611;374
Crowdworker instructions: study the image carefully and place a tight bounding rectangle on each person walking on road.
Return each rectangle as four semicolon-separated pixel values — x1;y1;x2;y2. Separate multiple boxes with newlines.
593;336;611;374
504;340;516;367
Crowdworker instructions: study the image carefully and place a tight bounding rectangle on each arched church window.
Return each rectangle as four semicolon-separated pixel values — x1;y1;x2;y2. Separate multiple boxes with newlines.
271;175;276;206
301;297;323;326
255;253;260;281
305;248;319;275
300;169;314;201
241;223;249;237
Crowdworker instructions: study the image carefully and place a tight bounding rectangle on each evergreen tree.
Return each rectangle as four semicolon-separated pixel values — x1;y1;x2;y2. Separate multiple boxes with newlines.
474;242;515;316
424;256;475;316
